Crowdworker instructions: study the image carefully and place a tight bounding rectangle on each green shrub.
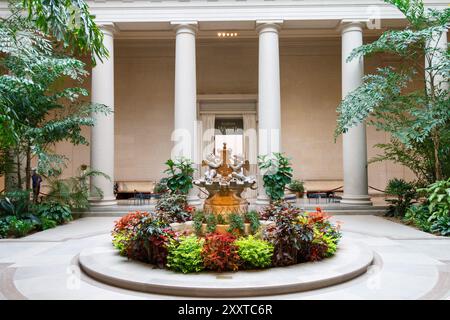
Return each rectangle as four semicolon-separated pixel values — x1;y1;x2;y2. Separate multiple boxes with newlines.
154;178;169;194
404;205;432;232
216;214;226;225
385;178;416;217
112;230;133;256
0;190;39;224
133;215;173;267
155;193;193;223
6;216;34;237
39;216;58;230
258;153;293;201
193;210;204;235
403;179;450;236
431;216;450;236
235;235;273;269
288;179;304;193
227;213;245;235
205;214;217;233
45;166;109;210
419;179;450;221
164;157;195;195
167;235;204;273
245;210;261;234
0;219;9;238
37;201;72;224
322;233;339;257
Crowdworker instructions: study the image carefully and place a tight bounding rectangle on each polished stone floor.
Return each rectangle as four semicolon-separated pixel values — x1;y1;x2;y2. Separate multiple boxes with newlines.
0;215;449;300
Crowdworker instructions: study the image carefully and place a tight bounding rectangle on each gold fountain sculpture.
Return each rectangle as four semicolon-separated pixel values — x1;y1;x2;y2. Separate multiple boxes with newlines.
194;143;257;222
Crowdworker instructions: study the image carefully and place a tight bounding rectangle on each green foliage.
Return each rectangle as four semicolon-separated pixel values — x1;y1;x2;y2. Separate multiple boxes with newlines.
262;202;311;266
166;235;204;274
155;193;193;223
335;0;450;182
258;153;293;201
430;215;450;236
227;213;245;236
5;215;34;237
404;179;450;236
164;157;195;195
20;0;109;63
39;215;57;230
235;236;273;269
420;178;450;220
45;166;109;210
205;213;217;233
154;178;168;194
36;201;72;224
262;204;341;266
127;214;173;268
0;219;9;238
288;179;305;193
0;190;41;229
0;2;111;190
0;190;32;218
193;210;204;236
385;178;417;217
216;214;226;225
322;233;339;257
245;210;261;234
370;137;447;184
112;230;133;256
404;205;432;232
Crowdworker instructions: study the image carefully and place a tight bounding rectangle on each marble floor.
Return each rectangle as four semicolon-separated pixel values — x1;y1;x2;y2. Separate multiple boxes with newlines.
0;215;449;300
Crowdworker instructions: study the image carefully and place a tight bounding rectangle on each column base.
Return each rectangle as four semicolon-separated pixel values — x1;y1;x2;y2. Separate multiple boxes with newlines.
89;196;118;206
340;194;372;206
187;187;202;207
187;196;202;205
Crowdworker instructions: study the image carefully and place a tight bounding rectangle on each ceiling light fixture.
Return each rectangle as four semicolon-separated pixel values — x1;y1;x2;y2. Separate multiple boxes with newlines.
217;32;238;38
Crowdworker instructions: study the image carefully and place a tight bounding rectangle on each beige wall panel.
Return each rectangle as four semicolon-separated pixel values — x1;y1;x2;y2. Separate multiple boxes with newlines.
115;41;175;181
197;40;258;95
280;43;343;181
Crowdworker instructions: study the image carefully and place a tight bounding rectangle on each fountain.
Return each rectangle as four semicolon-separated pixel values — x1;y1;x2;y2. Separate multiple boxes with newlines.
194;143;257;230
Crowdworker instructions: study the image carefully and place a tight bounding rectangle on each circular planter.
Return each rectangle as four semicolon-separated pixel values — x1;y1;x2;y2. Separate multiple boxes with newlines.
79;238;373;297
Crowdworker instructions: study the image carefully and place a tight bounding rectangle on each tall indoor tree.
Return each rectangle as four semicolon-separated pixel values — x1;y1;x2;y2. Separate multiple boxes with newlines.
335;0;450;184
0;0;109;191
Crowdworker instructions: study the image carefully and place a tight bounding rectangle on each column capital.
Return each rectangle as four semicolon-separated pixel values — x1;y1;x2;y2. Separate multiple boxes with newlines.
256;20;283;34
339;19;368;34
171;21;198;35
98;23;117;37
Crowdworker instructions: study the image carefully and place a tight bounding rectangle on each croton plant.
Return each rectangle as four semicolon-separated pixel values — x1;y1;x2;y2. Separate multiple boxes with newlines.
111;202;341;273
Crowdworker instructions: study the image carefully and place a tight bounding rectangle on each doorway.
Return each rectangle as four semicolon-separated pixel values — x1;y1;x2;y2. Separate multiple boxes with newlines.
197;94;258;198
214;117;244;156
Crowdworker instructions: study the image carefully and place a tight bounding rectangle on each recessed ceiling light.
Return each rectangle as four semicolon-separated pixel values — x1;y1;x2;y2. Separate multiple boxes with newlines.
217;32;238;38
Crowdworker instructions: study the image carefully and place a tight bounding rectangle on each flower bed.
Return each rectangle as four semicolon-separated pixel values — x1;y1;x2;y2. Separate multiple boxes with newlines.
111;202;341;273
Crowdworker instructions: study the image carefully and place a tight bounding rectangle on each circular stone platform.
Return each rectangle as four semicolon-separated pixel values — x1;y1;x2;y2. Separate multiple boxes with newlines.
78;238;373;297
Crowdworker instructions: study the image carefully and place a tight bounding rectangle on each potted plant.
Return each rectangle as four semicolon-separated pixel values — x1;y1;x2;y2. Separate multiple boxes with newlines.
288;179;305;198
258;153;293;202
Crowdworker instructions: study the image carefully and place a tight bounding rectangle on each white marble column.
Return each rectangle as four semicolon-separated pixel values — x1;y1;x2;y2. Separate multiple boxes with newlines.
255;21;282;206
340;21;371;206
425;30;448;92
89;24;117;206
172;22;201;206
